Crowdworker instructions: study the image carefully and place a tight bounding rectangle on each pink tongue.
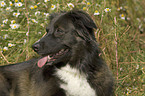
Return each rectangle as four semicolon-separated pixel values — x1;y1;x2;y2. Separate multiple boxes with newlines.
38;56;47;68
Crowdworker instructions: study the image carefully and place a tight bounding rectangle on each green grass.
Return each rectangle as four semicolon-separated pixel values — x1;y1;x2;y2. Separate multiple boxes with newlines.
0;0;145;95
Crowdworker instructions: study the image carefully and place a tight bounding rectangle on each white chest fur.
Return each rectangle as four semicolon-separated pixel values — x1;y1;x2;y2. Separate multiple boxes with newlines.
56;65;96;96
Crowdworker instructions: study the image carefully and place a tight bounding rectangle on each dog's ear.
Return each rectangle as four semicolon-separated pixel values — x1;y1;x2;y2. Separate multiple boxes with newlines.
66;10;97;41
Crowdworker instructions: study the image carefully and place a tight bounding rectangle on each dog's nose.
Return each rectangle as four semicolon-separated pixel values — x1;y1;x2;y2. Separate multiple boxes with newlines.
32;43;40;52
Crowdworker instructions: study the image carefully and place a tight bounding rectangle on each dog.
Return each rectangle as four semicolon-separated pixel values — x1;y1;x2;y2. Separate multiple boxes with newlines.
0;10;114;96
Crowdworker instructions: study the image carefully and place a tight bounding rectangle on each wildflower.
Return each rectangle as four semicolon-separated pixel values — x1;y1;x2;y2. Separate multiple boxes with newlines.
87;2;91;6
38;32;41;34
1;24;5;27
35;11;40;16
120;14;125;20
51;4;56;10
3;34;8;39
34;5;37;8
31;19;38;23
6;7;11;11
44;13;49;17
26;32;29;36
83;7;87;10
44;0;50;2
37;3;40;5
10;24;20;29
104;8;111;12
96;3;100;7
94;10;100;15
11;20;16;24
15;0;18;3
67;3;74;8
117;6;123;11
6;7;13;12
9;2;13;6
126;92;129;95
21;0;24;2
82;0;86;4
24;39;27;44
3;19;8;24
136;64;139;69
0;1;6;7
120;68;123;71
127;17;130;20
30;6;34;9
8;43;15;47
15;2;23;7
3;47;8;52
136;18;141;22
13;12;20;17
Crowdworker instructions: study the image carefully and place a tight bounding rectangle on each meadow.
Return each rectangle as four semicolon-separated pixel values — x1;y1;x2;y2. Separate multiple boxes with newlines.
0;0;145;95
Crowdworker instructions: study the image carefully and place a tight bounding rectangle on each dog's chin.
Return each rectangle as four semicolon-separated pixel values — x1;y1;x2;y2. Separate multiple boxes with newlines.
37;48;70;67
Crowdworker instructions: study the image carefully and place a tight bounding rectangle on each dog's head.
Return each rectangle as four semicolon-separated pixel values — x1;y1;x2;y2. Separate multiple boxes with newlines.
32;10;97;68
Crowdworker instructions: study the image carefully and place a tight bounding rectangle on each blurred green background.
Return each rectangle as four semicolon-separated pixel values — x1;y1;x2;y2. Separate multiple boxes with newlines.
0;0;145;95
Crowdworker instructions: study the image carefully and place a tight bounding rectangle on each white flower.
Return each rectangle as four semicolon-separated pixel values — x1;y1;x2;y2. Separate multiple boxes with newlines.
10;24;20;29
67;3;74;8
51;4;56;10
15;2;23;7
136;65;139;69
3;47;8;52
3;19;8;24
127;17;130;20
96;3;100;7
30;6;34;9
117;7;123;11
37;3;40;5
104;8;111;12
120;14;125;20
44;0;50;2
94;10;100;15
3;34;8;39
6;7;11;11
9;1;13;6
0;1;6;7
38;32;41;34
44;13;49;17
11;20;16;24
35;11;40;16
136;18;141;22
26;32;29;36
31;19;38;23
6;7;13;12
8;43;15;47
24;39;27;44
13;12;20;17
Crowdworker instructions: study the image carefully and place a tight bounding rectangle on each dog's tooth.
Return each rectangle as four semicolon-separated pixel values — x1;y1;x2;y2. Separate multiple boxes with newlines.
59;51;61;54
61;49;64;52
47;56;51;59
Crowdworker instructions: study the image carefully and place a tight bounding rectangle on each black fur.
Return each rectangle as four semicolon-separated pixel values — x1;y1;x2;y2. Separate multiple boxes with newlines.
0;10;114;96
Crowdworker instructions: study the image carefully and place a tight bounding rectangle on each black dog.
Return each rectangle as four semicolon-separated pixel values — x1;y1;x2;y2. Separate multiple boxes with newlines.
0;10;114;96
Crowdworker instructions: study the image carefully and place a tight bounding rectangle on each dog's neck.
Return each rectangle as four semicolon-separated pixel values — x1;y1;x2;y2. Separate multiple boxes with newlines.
68;41;101;73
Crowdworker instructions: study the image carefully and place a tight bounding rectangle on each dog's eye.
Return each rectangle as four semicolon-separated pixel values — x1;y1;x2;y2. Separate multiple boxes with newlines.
55;28;64;37
56;28;64;33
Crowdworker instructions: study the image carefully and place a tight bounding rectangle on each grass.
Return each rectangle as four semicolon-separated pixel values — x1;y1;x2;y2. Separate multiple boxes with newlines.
0;0;145;95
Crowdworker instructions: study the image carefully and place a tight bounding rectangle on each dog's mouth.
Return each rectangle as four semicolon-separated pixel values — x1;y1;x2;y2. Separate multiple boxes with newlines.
37;49;69;67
